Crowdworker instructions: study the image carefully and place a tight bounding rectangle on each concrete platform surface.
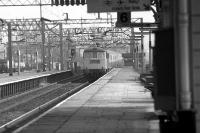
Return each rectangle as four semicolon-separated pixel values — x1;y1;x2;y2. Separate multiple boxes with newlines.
18;67;159;133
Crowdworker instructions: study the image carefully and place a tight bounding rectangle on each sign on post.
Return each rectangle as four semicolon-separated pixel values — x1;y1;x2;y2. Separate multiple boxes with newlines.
87;0;150;13
116;12;131;27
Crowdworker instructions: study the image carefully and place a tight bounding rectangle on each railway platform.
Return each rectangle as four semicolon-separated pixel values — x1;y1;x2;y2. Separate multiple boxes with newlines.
0;70;60;84
0;69;74;100
17;67;159;133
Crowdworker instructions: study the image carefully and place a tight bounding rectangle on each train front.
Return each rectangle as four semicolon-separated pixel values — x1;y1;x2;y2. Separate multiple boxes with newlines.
83;47;108;80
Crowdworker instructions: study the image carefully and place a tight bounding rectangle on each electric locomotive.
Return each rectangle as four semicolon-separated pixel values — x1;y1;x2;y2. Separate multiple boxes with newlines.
83;47;123;79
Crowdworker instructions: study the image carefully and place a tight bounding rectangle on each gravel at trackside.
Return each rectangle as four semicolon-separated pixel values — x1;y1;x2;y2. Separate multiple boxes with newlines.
0;83;82;126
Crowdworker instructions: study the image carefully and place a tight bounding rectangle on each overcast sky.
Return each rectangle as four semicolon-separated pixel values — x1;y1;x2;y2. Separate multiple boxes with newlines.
0;5;155;21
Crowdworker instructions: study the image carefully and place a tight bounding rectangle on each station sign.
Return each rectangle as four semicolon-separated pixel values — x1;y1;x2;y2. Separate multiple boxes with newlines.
116;12;131;27
87;0;150;13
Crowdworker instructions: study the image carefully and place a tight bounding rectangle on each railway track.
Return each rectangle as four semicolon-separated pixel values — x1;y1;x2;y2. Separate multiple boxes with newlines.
0;74;90;133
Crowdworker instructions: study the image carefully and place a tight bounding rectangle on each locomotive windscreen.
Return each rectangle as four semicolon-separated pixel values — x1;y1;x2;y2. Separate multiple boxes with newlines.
84;51;105;59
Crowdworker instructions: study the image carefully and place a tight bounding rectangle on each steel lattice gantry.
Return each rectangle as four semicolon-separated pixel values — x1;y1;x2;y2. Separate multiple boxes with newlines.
0;0;86;6
0;0;51;6
0;18;141;48
0;18;145;72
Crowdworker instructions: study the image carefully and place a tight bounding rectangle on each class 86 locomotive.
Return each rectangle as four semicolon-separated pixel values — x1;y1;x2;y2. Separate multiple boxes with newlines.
83;47;123;79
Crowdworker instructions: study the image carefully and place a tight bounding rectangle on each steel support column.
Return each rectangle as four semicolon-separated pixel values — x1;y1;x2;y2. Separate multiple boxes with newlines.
41;19;46;71
7;22;13;76
59;23;64;71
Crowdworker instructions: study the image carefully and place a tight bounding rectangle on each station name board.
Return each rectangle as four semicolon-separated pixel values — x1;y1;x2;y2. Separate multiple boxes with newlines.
87;0;150;13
